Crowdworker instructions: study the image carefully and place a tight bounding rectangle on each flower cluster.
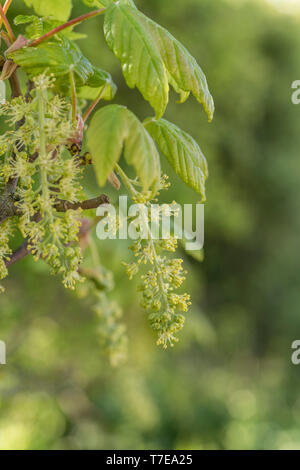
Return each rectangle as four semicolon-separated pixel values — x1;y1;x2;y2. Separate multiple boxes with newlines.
120;172;191;348
78;265;128;366
0;75;83;289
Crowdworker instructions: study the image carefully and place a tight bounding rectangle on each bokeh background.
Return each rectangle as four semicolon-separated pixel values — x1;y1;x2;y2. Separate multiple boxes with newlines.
1;0;300;450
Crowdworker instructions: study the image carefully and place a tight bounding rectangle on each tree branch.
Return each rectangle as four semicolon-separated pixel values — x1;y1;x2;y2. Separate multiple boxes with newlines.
5;241;29;268
54;194;110;212
5;216;96;268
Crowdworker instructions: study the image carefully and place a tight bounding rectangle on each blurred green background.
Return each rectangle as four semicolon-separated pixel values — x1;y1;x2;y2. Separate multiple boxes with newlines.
1;0;300;450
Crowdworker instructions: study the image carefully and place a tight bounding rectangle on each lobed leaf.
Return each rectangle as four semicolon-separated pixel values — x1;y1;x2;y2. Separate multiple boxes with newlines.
87;105;161;190
78;66;117;101
142;16;215;121
104;1;214;120
82;0;112;7
144;118;208;200
24;0;72;22
104;2;169;119
9;38;116;99
14;15;86;41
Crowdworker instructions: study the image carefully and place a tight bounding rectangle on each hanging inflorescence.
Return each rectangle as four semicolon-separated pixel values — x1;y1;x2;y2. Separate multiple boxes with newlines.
0;75;83;289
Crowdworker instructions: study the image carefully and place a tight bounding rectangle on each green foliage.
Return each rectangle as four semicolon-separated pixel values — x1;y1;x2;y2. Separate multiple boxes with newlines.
23;0;72;22
87;105;160;191
1;0;213;362
145;118;208;200
1;0;300;452
0;81;5;102
14;14;87;41
0;76;83;288
104;1;214;120
9;37;116;100
82;0;112;7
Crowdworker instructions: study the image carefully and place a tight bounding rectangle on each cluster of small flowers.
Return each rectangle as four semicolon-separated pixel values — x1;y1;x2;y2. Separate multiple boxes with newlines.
0;75;84;289
93;291;128;367
0;220;14;292
122;185;191;348
77;265;128;366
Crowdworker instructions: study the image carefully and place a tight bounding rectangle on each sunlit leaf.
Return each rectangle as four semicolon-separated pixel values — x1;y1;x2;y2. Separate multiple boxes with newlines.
14;15;86;41
104;1;214;120
145;118;208;199
104;2;169;119
142;15;215;121
24;0;72;22
82;0;112;7
87;105;161;190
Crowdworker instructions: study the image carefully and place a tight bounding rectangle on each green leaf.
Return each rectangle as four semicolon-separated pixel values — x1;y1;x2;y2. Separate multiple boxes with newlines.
78;66;117;101
9;38;92;83
15;15;86;41
87;105;161;190
104;2;169;119
144;118;208;200
9;38;92;82
9;38;116;100
24;0;72;22
82;0;111;7
14;15;39;25
104;2;214;121
141;15;215;121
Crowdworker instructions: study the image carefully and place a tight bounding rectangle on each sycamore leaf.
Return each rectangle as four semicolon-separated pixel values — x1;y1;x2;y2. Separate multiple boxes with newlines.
78;66;117;100
24;0;72;22
104;2;169;119
9;38;93;83
87;105;161;190
82;0;112;6
9;38;116;100
14;15;86;41
104;2;214;121
140;14;215;121
144;118;208;200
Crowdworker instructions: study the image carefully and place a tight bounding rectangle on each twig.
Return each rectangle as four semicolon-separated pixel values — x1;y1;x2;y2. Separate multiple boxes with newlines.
29;9;106;48
70;70;77;124
5;242;29;268
0;0;13;28
1;31;22;97
0;2;15;43
5;216;95;268
55;194;110;212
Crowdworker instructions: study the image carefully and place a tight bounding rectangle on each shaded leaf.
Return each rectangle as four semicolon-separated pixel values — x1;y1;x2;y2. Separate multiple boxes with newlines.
78;66;117;100
144;118;208;199
87;105;160;190
9;38;93;84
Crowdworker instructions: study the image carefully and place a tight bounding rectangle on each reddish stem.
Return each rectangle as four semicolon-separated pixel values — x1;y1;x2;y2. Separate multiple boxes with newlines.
30;9;106;48
83;84;108;123
0;0;13;28
0;2;16;43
